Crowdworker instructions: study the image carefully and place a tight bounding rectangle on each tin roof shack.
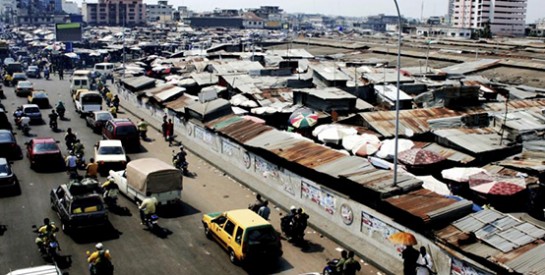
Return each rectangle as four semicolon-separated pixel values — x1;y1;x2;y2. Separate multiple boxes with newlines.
184;98;233;123
435;209;545;274
383;189;473;231
434;128;522;164
293;88;357;115
440;59;501;77
121;76;157;92
491;110;545;142
433;85;480;108
374;85;413;110
309;63;350;87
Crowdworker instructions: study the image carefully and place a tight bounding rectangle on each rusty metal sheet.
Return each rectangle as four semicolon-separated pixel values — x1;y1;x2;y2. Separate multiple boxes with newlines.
272;141;345;168
384;189;464;223
218;119;274;143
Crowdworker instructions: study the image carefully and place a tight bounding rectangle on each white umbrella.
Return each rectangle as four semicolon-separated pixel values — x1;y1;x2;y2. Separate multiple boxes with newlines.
375;138;414;160
313;125;357;145
416;175;452;196
342;134;382;156
441;167;487;183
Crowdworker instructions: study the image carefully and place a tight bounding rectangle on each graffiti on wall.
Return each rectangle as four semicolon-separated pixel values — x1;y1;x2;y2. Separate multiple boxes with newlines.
301;180;336;215
221;139;239;158
254;155;279;180
194;126;215;146
451;257;491;275
360;211;399;240
278;168;298;196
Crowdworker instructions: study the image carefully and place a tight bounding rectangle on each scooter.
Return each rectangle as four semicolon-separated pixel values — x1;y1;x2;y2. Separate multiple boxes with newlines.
322;258;341;275
49;119;58;131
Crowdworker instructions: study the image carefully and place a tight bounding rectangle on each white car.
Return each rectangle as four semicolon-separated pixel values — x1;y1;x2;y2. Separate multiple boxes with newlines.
94;140;127;176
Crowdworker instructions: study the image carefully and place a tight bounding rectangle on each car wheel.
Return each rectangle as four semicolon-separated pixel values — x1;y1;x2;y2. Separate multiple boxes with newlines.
204;225;211;239
228;249;238;264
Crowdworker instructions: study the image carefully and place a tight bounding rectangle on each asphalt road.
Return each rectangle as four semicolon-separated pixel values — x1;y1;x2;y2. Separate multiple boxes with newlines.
0;74;382;275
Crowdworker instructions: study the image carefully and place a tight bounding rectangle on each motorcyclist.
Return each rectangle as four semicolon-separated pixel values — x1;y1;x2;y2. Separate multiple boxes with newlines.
293;208;309;242
65;151;78;176
65;128;77;150
20;116;30;135
111;95;120;109
138;197;158;225
103;181;119;208
48;109;58;130
108;104;117;119
173;145;187;166
13;106;23;128
87;243;113;275
73;139;85;156
55;101;65;119
281;206;297;240
35;221;58;252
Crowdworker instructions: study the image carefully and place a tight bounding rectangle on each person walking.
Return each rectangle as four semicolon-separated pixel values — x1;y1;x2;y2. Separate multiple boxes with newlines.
416;246;434;275
161;116;168;141
343;250;362;275
166;119;174;146
402;245;419;275
257;200;270;220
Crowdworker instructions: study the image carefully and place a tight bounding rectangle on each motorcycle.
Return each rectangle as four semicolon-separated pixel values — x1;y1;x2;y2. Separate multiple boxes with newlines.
322;258;341;275
49;119;58;131
33;226;61;262
172;150;189;176
280;214;306;244
141;211;161;232
56;106;65;120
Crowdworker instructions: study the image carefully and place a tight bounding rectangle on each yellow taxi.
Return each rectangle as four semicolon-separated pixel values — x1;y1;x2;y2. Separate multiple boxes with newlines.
202;209;282;264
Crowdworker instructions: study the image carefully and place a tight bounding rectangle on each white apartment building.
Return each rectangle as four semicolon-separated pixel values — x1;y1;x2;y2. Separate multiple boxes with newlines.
451;0;527;36
145;0;173;22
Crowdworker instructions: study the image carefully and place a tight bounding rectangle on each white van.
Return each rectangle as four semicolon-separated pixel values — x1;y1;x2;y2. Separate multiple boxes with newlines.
94;63;115;78
70;76;90;95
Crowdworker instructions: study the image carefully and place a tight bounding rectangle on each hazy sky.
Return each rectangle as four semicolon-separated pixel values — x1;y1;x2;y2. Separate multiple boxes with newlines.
75;0;543;23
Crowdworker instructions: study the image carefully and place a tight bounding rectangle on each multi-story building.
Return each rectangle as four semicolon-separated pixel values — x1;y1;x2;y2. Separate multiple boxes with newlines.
145;0;173;22
450;0;527;36
82;0;146;26
0;0;16;24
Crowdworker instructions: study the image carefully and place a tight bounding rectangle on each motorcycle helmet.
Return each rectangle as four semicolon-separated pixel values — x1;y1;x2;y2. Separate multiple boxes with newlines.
95;243;104;250
290;206;296;211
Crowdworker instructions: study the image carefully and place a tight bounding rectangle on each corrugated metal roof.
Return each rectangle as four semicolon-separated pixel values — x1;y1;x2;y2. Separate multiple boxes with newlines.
505;244;545;274
440;59;501;75
271;140;346;168
121;76;157;91
384;189;472;224
434;128;514;155
164;94;198;112
309;63;351;81
451;209;545;253
207;115;274;143
339;168;422;196
153;86;185;103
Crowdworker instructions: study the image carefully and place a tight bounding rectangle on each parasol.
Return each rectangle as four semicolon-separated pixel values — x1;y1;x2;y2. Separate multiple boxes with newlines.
468;172;494;187
441;167;487;183
470;180;526;196
389;232;417;246
398;148;445;166
375;138;414;160
342;134;381;157
289;107;318;129
312;124;358;145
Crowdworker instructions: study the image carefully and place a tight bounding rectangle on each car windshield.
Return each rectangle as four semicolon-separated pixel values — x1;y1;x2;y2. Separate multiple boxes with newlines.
13;74;26;79
98;146;124;155
96;113;112;121
33;93;47;98
25;107;40;113
34;142;58;152
0;163;11;175
18;82;32;88
116;125;137;136
0;132;14;142
246;226;277;245
71;197;103;214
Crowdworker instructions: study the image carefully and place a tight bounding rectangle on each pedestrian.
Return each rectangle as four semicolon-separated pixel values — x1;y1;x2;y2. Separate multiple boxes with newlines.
161;115;168;141
58;68;63;80
343;250;362;275
402;245;419;275
137;119;148;140
335;250;348;273
248;194;264;212
65;151;78;177
166;119;174;146
416;246;434;275
257;200;270;220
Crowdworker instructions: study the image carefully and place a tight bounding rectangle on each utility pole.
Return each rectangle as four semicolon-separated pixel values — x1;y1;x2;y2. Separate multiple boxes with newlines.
122;3;126;78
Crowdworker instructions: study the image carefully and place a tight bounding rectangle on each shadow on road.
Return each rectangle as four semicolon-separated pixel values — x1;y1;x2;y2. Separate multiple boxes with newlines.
55;255;73;269
69;222;122;244
243;257;294;275
0;224;6;235
158;201;200;219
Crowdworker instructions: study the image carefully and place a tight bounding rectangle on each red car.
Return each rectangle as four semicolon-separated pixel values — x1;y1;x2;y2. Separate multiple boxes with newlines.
102;118;140;152
25;137;64;170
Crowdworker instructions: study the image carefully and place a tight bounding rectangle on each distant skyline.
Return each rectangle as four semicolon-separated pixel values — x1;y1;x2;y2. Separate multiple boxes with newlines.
74;0;542;23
